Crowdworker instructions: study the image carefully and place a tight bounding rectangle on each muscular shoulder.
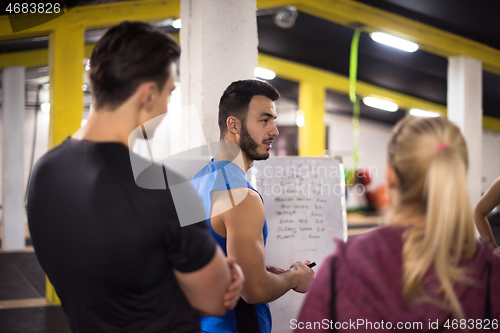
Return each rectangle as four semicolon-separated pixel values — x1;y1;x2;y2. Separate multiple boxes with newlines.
217;188;265;230
490;177;500;193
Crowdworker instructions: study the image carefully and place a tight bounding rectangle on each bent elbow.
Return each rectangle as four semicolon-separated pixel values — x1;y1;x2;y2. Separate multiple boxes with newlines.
473;207;486;220
241;287;266;305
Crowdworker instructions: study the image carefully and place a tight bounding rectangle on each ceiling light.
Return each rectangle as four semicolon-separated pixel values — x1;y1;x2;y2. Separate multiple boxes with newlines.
296;110;305;127
362;97;398;112
254;67;276;80
409;109;440;118
370;32;419;52
155;19;174;27
41;103;50;113
172;19;182;29
273;6;298;29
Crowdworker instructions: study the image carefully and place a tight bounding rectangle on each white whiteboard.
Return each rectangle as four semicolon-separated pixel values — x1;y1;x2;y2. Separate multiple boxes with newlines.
248;157;347;333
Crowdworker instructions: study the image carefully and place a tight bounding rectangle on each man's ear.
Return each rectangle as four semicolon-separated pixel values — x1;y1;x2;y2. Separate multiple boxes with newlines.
386;165;399;190
139;82;157;112
226;116;240;135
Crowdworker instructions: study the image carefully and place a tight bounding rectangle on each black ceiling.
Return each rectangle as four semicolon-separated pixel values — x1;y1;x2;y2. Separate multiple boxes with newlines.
356;0;500;51
1;0;499;124
258;10;500;123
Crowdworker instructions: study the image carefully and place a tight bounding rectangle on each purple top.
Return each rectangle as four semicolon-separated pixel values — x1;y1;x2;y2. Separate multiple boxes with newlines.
296;226;500;332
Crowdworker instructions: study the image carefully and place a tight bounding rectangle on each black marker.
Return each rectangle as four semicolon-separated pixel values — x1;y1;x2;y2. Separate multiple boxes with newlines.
307;262;316;268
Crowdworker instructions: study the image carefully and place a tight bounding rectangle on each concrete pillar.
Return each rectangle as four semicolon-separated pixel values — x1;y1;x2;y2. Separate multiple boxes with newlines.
2;66;25;251
298;81;326;156
447;56;482;207
180;0;258;146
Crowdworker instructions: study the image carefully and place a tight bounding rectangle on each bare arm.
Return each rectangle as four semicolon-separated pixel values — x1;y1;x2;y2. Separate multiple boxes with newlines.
174;246;233;317
474;177;500;248
218;190;314;304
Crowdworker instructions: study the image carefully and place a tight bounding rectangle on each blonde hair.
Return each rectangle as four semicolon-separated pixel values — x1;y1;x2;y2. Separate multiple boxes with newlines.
388;116;477;319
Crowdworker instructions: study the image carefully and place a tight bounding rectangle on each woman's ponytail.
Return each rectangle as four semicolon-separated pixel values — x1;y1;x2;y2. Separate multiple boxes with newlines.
390;117;477;319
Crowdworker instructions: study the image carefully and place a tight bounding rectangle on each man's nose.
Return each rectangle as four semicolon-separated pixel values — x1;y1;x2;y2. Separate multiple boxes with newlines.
270;122;279;137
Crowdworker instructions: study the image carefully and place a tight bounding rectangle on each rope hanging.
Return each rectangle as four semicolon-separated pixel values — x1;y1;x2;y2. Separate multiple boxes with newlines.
349;29;361;171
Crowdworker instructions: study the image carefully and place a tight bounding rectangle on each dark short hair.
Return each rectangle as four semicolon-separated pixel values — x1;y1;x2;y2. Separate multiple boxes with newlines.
89;21;180;110
218;79;280;139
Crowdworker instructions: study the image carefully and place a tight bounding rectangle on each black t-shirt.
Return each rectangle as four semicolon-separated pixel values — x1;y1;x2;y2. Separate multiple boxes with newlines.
27;138;216;333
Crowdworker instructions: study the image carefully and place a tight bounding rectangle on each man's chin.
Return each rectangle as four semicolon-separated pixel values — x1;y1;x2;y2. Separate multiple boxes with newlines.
253;151;270;161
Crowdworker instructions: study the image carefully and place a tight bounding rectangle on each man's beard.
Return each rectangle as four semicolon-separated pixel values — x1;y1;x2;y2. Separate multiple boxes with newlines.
240;122;270;161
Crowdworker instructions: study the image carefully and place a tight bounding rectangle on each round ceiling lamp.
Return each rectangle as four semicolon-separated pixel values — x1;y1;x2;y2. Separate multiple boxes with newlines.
273;6;298;29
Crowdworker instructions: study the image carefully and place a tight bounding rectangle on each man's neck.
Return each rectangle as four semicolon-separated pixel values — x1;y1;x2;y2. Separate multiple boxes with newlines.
72;104;141;147
214;138;253;172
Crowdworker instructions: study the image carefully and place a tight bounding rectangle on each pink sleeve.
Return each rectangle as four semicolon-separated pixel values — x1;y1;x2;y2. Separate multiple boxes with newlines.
294;255;334;332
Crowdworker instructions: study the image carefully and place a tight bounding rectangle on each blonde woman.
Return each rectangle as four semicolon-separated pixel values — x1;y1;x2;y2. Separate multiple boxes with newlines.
295;116;500;332
474;177;500;256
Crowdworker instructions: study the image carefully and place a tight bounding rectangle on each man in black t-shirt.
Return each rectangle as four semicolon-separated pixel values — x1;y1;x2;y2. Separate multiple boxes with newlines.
27;21;243;333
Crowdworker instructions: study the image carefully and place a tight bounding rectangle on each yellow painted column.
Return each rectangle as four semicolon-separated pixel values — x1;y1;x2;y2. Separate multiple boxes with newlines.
48;24;84;148
298;81;326;156
46;23;84;305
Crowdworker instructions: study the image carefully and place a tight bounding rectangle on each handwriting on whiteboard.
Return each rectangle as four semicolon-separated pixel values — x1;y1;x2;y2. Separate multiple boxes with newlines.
251;159;344;241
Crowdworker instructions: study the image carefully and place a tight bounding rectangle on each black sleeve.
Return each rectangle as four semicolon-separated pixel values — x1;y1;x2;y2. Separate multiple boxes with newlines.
169;220;217;273
162;166;218;273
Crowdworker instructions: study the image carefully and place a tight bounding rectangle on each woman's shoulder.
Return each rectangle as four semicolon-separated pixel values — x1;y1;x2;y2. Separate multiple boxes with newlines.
338;226;405;254
330;226;406;275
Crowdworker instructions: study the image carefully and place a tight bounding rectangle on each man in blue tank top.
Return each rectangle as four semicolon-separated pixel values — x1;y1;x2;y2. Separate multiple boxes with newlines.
192;80;315;333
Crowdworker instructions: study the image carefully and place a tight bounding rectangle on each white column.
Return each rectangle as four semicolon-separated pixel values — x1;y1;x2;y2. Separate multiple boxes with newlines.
180;0;258;146
447;56;482;207
2;66;26;251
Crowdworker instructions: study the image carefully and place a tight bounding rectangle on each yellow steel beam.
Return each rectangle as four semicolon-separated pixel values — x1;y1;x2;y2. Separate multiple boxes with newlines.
48;25;85;148
0;0;179;40
0;32;176;69
256;0;298;11
259;53;447;114
257;0;500;76
0;49;48;69
484;116;500;133
46;276;61;305
298;81;326;156
84;43;96;58
67;0;180;31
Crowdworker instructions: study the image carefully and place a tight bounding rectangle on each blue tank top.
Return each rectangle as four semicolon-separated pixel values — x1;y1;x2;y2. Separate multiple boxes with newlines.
191;160;271;333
